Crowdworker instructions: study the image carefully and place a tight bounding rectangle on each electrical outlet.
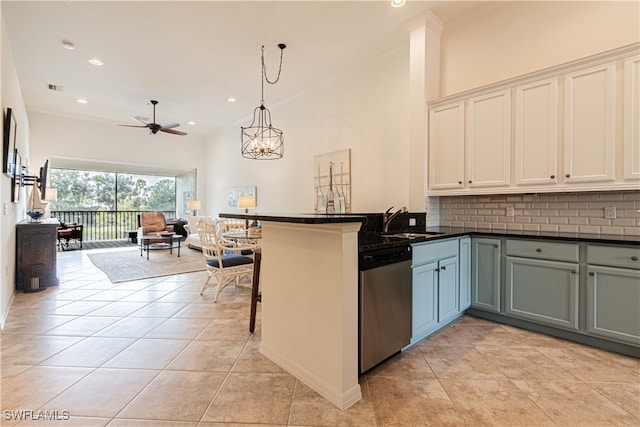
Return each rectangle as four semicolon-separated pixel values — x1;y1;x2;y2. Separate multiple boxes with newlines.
506;206;515;217
604;206;617;219
409;218;416;226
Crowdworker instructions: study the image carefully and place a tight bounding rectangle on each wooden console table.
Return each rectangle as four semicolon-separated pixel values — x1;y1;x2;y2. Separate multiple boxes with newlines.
16;219;60;291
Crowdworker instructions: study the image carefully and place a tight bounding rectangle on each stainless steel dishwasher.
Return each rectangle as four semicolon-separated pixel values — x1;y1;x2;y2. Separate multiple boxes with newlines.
359;244;412;373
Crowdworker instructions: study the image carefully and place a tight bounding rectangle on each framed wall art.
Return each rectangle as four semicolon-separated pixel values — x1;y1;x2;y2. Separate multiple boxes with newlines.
227;186;257;208
314;149;351;213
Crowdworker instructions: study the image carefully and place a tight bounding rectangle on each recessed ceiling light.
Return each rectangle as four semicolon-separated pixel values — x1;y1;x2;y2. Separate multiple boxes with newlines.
187;121;196;126
390;0;406;7
62;40;75;50
88;58;103;66
77;98;87;104
227;97;237;103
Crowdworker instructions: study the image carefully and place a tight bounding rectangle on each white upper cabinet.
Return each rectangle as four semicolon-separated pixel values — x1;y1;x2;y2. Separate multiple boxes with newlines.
467;90;511;189
624;55;640;181
514;78;558;186
428;102;465;190
427;43;639;196
563;63;616;183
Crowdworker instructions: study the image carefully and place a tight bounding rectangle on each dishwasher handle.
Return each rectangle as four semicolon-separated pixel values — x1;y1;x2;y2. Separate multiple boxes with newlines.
359;246;412;270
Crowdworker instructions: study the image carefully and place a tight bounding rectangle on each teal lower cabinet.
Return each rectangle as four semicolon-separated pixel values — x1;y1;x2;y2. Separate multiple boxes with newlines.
411;238;463;343
471;238;501;312
459;237;471;311
505;256;579;330
586;243;640;347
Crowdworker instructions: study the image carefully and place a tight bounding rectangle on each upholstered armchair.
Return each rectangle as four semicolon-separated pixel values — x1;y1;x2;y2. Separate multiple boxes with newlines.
137;211;174;243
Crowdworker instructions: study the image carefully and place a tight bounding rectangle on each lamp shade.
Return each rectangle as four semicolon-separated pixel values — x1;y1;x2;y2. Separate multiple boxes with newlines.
44;188;57;202
237;195;256;209
187;200;201;211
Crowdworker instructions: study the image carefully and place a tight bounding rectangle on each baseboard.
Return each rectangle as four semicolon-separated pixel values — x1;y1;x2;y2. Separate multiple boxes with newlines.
260;342;362;411
0;289;16;330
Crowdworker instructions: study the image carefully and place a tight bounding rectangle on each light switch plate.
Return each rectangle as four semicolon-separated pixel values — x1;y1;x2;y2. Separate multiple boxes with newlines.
409;218;416;226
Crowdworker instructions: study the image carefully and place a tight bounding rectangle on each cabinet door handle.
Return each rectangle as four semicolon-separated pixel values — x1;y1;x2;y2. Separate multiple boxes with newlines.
440;265;446;271
550;174;555;179
536;248;542;253
588;272;595;276
565;173;570;178
632;256;638;261
468;180;472;184
458;181;462;185
493;244;499;248
570;269;576;274
435;267;440;272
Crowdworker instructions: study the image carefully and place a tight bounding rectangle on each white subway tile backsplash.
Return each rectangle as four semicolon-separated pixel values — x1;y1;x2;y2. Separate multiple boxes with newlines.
437;191;639;236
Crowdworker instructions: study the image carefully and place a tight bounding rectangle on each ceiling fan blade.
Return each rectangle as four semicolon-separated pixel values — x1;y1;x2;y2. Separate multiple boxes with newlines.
129;116;149;125
161;128;187;136
118;124;148;128
160;123;180;129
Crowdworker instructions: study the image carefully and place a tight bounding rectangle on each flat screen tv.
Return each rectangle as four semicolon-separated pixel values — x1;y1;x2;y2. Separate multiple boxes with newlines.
39;159;48;200
3;107;16;177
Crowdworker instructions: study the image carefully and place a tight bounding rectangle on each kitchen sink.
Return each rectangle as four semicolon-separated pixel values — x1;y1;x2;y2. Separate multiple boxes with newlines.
386;232;445;239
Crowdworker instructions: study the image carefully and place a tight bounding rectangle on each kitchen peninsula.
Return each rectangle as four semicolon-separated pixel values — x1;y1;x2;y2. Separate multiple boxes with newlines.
220;213;365;410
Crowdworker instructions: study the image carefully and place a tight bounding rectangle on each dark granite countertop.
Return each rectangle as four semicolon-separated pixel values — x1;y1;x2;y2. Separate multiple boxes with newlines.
220;212;366;224
360;226;640;252
219;212;639;251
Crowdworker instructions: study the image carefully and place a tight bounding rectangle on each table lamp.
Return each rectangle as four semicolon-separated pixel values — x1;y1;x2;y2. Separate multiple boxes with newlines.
238;195;256;229
187;200;201;216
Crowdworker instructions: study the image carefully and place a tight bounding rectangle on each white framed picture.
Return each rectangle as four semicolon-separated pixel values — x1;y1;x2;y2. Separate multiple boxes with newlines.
228;186;257;208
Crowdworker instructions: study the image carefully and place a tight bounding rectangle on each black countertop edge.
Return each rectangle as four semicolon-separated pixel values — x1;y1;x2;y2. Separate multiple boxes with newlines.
219;212;366;224
359;226;640;252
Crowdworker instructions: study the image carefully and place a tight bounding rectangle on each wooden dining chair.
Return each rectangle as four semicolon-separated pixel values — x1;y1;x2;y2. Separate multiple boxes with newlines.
198;219;255;302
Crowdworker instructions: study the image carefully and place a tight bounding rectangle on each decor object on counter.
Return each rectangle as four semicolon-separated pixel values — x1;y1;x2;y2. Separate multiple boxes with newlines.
314;149;351;213
3;107;17;177
227;186;257;208
241;43;287;160
187;199;201;215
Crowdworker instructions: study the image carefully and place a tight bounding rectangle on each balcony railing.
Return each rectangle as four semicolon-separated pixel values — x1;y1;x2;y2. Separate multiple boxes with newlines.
51;210;177;241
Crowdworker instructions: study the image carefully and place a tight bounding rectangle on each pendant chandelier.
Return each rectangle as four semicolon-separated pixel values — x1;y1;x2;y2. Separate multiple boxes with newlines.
241;43;287;160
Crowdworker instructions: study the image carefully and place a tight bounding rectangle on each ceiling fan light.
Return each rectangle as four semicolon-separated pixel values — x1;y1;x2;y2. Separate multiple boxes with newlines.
390;0;406;7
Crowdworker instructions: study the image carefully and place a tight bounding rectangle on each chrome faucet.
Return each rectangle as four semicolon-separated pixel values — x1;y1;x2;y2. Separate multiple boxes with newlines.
382;206;408;233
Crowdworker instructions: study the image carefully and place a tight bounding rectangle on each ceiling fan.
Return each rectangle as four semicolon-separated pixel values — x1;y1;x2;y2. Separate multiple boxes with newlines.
119;100;187;136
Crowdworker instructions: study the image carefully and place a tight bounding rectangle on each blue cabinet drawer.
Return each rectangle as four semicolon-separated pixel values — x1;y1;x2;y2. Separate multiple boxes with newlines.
412;238;458;266
506;239;579;262
587;245;640;270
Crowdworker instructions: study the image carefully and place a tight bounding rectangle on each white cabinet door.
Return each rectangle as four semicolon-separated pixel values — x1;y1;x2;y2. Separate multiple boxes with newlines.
428;102;465;191
467;90;511;188
564;63;616;183
624;56;640;181
514;78;558;186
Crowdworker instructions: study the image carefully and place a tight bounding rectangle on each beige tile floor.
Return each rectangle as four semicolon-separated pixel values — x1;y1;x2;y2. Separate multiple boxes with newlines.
1;247;639;426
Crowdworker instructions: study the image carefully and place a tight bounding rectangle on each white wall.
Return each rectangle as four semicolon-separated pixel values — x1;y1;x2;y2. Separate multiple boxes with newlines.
28;112;207;206
440;1;640;96
1;12;30;326
205;46;412;216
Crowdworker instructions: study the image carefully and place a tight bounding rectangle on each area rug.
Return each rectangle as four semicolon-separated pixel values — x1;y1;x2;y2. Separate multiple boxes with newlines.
87;247;205;283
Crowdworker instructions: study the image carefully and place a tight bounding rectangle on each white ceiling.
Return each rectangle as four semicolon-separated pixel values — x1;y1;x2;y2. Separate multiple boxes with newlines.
2;1;490;138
